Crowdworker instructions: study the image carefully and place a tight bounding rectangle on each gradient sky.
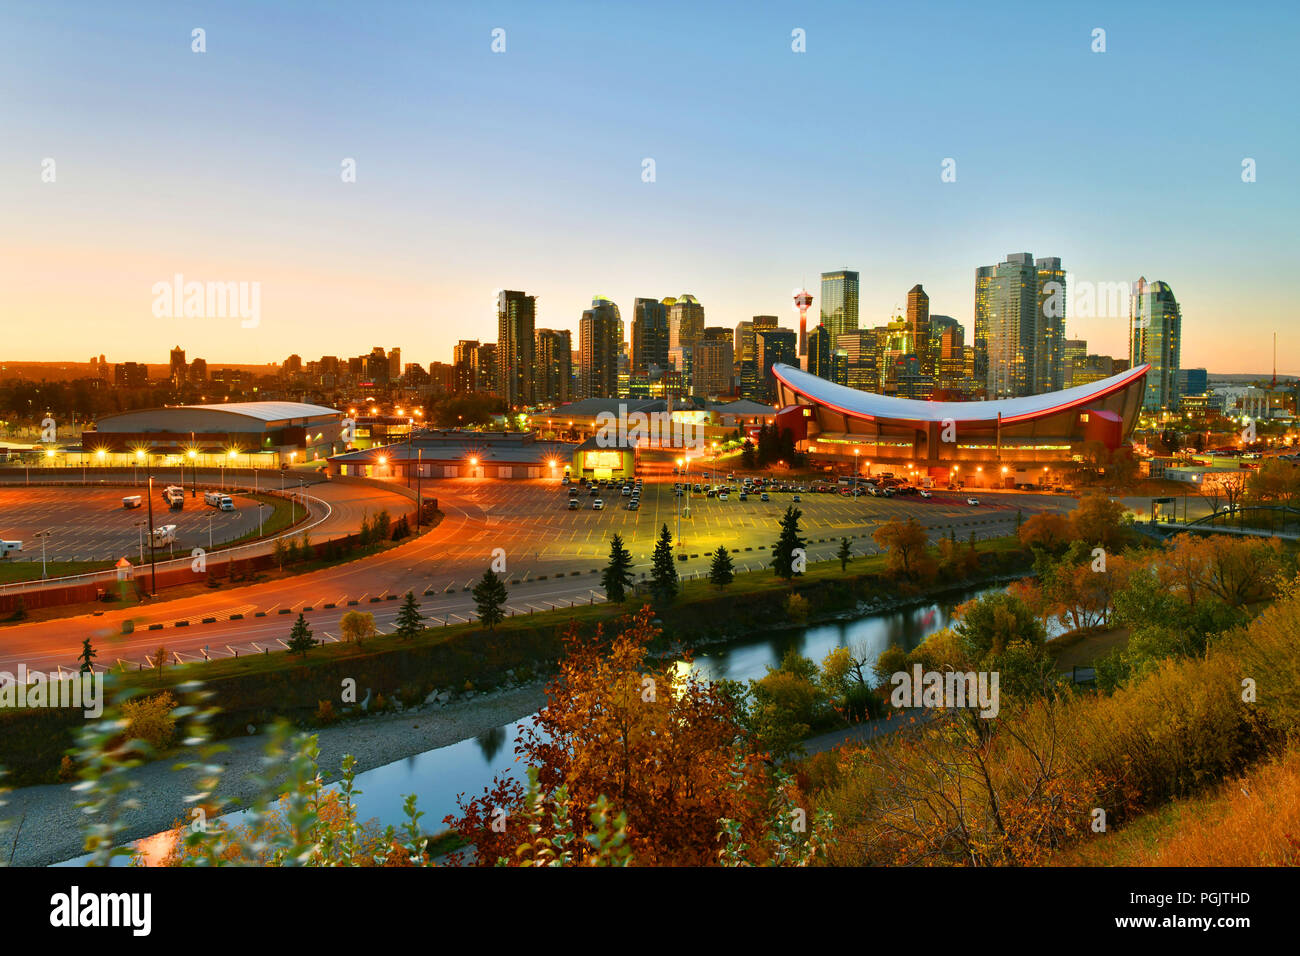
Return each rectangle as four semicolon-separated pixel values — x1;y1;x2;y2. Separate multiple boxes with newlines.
2;0;1296;374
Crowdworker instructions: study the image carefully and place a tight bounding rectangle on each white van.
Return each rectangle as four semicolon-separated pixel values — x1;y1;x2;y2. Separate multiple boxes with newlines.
122;495;143;509
0;541;22;558
204;491;224;507
152;524;177;547
219;495;234;511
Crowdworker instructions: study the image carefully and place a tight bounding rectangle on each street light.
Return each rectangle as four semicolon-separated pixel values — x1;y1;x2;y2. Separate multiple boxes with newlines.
35;530;52;579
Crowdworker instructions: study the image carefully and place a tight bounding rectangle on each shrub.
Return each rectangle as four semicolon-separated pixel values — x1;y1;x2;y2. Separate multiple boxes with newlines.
120;692;177;752
785;592;810;622
315;699;337;724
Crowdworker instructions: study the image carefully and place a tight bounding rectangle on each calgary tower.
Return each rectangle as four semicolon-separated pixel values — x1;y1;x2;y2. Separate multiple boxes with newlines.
794;288;814;359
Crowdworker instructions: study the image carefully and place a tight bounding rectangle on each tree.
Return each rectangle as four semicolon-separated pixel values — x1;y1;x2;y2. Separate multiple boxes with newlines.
1069;492;1130;550
771;505;806;580
740;440;756;470
472;567;508;629
287;612;316;656
953;591;1045;663
394;591;424;640
272;537;289;569
650;524;679;605
78;637;97;674
446;608;775;866
837;536;853;572
340;610;377;644
873;518;934;581
152;644;169;681
709;545;735;588
373;509;392;541
601;533;635;603
1019;512;1073;552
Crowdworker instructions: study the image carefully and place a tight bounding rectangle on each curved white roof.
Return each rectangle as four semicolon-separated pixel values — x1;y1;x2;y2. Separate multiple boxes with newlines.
772;363;1149;424
171;401;340;422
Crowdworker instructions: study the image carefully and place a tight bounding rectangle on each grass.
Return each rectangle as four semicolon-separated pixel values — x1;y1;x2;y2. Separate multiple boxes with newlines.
224;493;302;546
0;559;114;584
1053;747;1300;866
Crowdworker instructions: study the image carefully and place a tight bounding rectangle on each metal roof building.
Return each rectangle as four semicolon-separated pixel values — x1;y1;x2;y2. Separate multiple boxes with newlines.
769;362;1149;477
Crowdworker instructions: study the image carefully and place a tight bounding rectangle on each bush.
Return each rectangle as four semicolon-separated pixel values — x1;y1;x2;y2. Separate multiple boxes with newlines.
785;592;810;622
316;699;337;724
120;692;177;752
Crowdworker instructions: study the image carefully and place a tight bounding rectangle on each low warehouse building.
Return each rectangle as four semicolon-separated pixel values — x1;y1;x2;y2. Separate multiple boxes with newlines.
327;430;576;479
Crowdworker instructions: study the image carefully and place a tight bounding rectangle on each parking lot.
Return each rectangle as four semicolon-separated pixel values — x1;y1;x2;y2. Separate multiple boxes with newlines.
0;487;270;562
421;474;1074;576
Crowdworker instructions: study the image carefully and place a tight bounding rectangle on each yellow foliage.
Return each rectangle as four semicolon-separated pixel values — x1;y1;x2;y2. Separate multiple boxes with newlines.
120;692;177;752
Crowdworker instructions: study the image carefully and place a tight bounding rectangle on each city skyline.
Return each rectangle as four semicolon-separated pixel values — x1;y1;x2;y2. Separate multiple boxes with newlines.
2;1;1295;373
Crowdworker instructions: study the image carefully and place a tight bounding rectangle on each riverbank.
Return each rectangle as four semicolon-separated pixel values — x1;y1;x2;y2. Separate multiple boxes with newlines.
3;680;548;867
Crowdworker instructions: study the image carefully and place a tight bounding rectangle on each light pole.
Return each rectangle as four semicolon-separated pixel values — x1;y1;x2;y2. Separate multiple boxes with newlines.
208;513;214;550
36;530;52;579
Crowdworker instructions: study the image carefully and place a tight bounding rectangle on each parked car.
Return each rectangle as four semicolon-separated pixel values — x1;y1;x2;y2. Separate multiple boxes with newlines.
561;475;570;485
567;499;579;510
626;500;639;510
919;489;932;498
621;485;632;496
718;491;729;500
589;487;599;496
738;491;748;501
593;499;604;510
966;497;980;506
792;494;801;502
760;492;770;502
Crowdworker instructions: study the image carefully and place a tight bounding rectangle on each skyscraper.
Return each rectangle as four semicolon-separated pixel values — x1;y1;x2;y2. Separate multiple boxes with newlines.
631;298;669;375
667;294;704;352
905;284;931;373
1035;257;1067;392
497;290;536;407
1129;277;1182;412
535;328;573;405
693;327;735;397
820;270;859;349
579;295;621;399
974;252;1065;399
170;346;186;387
756;328;797;403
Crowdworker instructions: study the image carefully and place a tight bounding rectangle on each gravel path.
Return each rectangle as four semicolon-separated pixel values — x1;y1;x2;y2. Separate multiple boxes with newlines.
2;683;546;867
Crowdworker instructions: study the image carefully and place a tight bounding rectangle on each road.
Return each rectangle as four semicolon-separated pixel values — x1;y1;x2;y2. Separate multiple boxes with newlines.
0;470;1074;674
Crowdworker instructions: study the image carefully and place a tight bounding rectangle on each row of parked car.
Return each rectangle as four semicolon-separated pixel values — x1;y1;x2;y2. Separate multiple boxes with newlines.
564;475;643;511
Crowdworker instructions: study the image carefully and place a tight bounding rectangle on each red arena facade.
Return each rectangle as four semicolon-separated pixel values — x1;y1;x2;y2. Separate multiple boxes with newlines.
770;362;1149;486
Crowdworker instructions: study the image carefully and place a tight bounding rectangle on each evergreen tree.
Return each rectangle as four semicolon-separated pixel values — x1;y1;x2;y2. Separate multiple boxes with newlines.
650;523;679;605
708;545;735;588
394;590;424;640
287;612;316;657
602;533;635;603
473;567;509;630
771;505;807;580
741;440;756;469
837;536;853;571
78;637;97;674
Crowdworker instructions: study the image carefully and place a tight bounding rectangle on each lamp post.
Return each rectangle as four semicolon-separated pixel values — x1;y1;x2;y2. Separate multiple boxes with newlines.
189;446;198;498
36;530;52;579
146;471;157;596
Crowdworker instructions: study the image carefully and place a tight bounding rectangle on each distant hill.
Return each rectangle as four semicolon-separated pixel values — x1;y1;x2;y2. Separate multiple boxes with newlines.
0;361;277;382
1209;373;1299;385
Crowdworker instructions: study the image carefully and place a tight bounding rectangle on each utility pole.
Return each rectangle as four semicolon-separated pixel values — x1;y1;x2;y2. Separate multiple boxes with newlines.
416;447;423;530
146;472;157;595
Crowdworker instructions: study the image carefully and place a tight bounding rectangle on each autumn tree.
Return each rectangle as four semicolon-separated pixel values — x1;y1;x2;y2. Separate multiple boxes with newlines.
340;610;377;644
873;518;935;581
1018;512;1073;553
601;533;634;603
1069;492;1130;551
446;608;773;866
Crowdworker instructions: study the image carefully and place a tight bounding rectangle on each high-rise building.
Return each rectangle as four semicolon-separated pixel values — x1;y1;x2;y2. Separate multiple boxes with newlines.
667;294;704;352
535;329;573;405
975;252;1065;398
820;270;859;349
736;316;778;399
114;362;148;388
389;347;402;381
189;357;207;382
905;284;931;373
170;346;187;387
807;324;833;381
452;339;480;393
1035;257;1067;392
631;298;669;375
835;330;878;392
756;328;798;403
693;327;735;397
497;290;537;406
579;296;621;399
1063;339;1088;387
1130;277;1182;412
1179;367;1208;397
476;343;498;396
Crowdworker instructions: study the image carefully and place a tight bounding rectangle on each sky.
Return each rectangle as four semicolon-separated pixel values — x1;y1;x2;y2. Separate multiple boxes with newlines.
1;0;1296;374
